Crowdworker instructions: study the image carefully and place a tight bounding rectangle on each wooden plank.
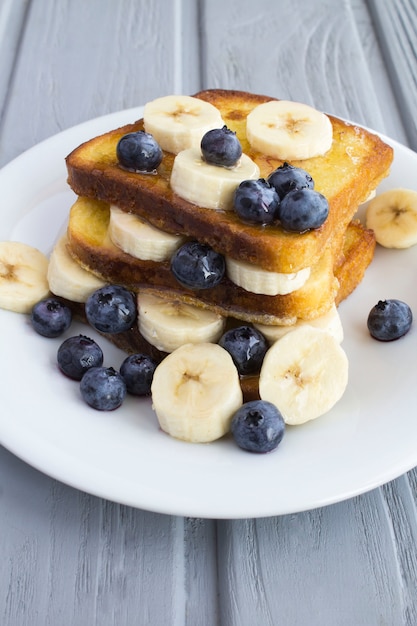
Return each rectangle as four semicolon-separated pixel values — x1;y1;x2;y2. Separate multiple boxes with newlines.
216;492;407;625
0;0;202;167
367;0;417;150
200;1;416;624
0;0;29;118
0;449;189;625
201;0;407;141
0;1;216;625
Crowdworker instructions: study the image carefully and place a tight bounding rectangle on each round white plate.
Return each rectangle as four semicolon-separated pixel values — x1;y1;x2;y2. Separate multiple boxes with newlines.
0;108;416;519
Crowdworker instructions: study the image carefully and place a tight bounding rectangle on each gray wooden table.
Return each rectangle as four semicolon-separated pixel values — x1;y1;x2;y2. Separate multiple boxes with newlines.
1;1;416;624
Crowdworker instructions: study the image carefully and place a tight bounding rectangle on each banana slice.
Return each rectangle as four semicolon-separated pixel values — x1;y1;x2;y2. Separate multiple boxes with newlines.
138;292;226;353
365;188;417;248
109;205;186;261
226;256;311;296
259;326;348;425
254;304;344;343
0;241;50;314
143;95;224;154
246;100;333;161
48;234;106;302
151;342;243;443
170;148;260;210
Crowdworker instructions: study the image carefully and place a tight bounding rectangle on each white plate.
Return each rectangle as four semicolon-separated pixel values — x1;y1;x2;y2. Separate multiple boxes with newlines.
0;108;416;519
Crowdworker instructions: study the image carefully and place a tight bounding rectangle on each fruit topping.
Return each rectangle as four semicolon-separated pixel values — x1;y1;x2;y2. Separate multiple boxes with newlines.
201;126;242;167
170;241;225;289
138;292;225;353
170;147;260;210
267;162;314;200
278;188;329;232
57;335;103;380
367;299;413;341
31;297;72;338
219;325;268;376
120;353;158;396
85;285;137;334
365;188;417;249
259;326;349;425
150;342;243;443
143;95;224;154
231;400;285;453
116;131;163;172
246;100;333;160
0;241;49;314
233;179;280;225
80;366;126;410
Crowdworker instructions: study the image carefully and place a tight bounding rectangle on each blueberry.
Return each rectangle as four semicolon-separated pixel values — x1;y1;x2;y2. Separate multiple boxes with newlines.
233;179;280;225
231;400;285;453
219;325;268;375
367;299;413;341
80;367;126;411
201;126;242;167
116;131;163;172
267;162;314;200
85;285;137;333
31;297;72;338
171;241;225;290
279;188;329;232
57;335;103;380
120;353;157;396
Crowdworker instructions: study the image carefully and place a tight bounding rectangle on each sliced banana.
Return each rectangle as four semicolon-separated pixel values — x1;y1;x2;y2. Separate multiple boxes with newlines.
109;205;186;262
226;256;311;296
0;241;50;314
151;342;243;443
138;292;226;353
365;188;417;248
48;234;106;303
170;148;260;210
259;326;348;425
143;95;224;154
246;100;333;161
254;304;344;344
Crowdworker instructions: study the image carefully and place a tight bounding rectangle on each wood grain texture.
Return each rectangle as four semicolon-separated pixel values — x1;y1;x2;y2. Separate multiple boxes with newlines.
367;0;417;150
217;493;408;626
201;0;408;142
0;0;417;624
0;0;201;166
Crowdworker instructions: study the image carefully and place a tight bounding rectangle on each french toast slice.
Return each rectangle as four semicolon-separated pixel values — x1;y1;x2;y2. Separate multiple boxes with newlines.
66;196;354;325
57;217;375;403
66;89;392;274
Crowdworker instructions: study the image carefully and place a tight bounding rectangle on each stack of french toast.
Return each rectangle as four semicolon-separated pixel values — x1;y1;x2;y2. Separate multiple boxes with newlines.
48;89;393;401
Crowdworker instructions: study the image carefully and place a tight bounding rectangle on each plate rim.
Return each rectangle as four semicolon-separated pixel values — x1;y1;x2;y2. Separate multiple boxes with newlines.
0;107;416;519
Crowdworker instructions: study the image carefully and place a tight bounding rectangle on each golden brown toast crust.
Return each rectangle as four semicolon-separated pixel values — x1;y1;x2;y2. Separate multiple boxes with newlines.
67;197;341;325
66;89;392;273
334;219;376;304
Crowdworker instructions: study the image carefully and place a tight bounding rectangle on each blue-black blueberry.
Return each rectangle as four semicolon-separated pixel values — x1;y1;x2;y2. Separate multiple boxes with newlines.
57;335;103;380
231;400;285;453
367;299;413;341
116;131;163;172
31;297;72;338
170;241;225;290
267;162;314;200
85;285;137;334
120;353;158;396
201;126;242;167
80;366;126;410
279;188;329;232
233;178;280;225
218;325;268;376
